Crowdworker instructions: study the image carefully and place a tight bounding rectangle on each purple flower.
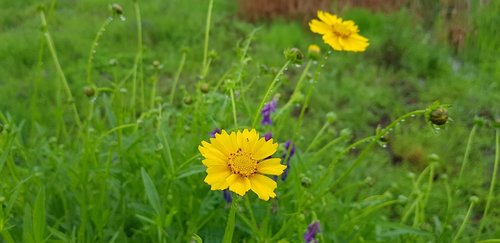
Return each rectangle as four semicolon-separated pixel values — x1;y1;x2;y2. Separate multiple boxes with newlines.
281;140;296;181
264;132;273;141
304;221;321;243
209;128;221;138
261;98;278;125
223;189;232;203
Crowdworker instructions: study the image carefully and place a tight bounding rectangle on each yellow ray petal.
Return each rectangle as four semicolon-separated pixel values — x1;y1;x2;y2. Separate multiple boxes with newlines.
323;34;343;51
252;138;278;160
249;174;277;201
202;158;226;167
317;10;341;25
199;143;227;161
257;158;286;175
226;174;251;196
309;19;331;35
205;165;231;190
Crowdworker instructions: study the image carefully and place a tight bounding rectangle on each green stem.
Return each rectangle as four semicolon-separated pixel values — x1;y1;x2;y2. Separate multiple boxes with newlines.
150;69;159;110
252;61;290;127
230;89;238;128
222;199;238;243
201;0;214;78
458;124;477;184
132;1;144;117
170;51;187;104
39;10;82;128
453;199;477;243
305;122;329;153
477;128;500;238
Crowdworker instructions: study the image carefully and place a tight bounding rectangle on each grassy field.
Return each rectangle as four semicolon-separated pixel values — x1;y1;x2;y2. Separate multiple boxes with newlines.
1;0;499;242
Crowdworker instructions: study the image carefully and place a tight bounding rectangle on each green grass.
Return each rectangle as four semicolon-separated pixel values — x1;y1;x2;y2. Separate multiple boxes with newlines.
1;0;499;242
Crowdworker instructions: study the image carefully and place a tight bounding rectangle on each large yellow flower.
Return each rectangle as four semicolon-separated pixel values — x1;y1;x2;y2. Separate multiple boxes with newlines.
199;129;286;201
309;11;369;52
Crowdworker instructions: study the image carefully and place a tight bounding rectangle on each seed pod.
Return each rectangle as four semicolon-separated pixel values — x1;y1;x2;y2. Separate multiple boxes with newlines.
430;107;448;125
83;86;95;97
199;82;209;93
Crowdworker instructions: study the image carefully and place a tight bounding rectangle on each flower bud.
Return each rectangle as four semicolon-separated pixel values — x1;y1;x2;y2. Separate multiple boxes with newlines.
152;60;162;70
183;96;193;105
83;86;95;97
284;48;303;65
300;175;312;187
307;44;321;60
469;196;479;204
473;116;486;127
199;82;209;93
493;117;500;129
430;107;448;125
326;112;337;124
111;4;123;16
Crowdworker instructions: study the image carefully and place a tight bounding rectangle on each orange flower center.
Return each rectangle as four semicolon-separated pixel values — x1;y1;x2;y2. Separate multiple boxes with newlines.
227;148;257;177
332;23;352;38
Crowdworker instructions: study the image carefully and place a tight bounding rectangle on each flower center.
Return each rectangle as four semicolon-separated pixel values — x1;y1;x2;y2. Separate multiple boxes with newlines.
227;148;257;177
332;23;352;38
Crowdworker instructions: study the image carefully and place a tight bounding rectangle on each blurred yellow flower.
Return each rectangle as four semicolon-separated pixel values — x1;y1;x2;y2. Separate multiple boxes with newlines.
309;11;369;52
199;129;286;201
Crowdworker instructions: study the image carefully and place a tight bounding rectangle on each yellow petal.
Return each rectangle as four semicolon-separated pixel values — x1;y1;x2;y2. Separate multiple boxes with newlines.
202;158;226;167
226;174;251;196
252;138;278;160
199;143;227;161
257;158;286;175
204;165;231;190
309;19;331;35
237;129;259;152
249;174;277;201
317;10;341;26
323;34;343;51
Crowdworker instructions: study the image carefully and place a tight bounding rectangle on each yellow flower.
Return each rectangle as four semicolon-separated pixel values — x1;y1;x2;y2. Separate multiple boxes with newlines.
199;129;286;201
309;11;369;52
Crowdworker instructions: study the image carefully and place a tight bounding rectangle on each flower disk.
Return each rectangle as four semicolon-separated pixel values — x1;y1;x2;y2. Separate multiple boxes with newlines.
199;129;286;201
309;11;369;52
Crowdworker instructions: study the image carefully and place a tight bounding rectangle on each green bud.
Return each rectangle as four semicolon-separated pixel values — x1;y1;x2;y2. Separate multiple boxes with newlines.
183;96;193;105
326;112;337;124
469;196;479;204
83;86;95;97
493;117;500;128
284;48;303;65
430;107;448;125
300;175;312;187
199;82;209;93
152;60;162;70
473;116;486;127
111;3;123;16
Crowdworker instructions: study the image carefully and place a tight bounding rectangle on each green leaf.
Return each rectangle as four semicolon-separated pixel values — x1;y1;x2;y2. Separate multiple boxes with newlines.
33;189;46;243
140;168;162;216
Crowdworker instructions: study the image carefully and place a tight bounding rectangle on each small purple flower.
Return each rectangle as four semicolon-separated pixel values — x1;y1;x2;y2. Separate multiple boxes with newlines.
264;132;273;141
281;140;296;181
304;220;321;243
209;128;221;138
261;98;278;125
223;189;232;203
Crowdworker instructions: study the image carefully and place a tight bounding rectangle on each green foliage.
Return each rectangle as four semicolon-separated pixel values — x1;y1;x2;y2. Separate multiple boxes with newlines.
0;0;499;242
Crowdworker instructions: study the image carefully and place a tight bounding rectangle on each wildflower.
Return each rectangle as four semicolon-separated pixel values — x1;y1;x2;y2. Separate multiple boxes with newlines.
223;189;232;203
307;44;321;60
304;220;321;243
209;128;221;138
281;140;296;181
263;132;273;141
309;11;369;52
199;129;287;201
261;98;278;125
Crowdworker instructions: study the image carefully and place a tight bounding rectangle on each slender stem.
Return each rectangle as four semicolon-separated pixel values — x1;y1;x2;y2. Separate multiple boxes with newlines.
453;199;477;243
201;0;214;78
132;1;144;117
477;128;500;238
252;61;290;127
170;51;187;104
275;60;312;120
230;89;238;128
305;122;329;153
458;124;478;184
150;69;159;110
85;16;114;124
222;199;238;243
39;10;82;128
